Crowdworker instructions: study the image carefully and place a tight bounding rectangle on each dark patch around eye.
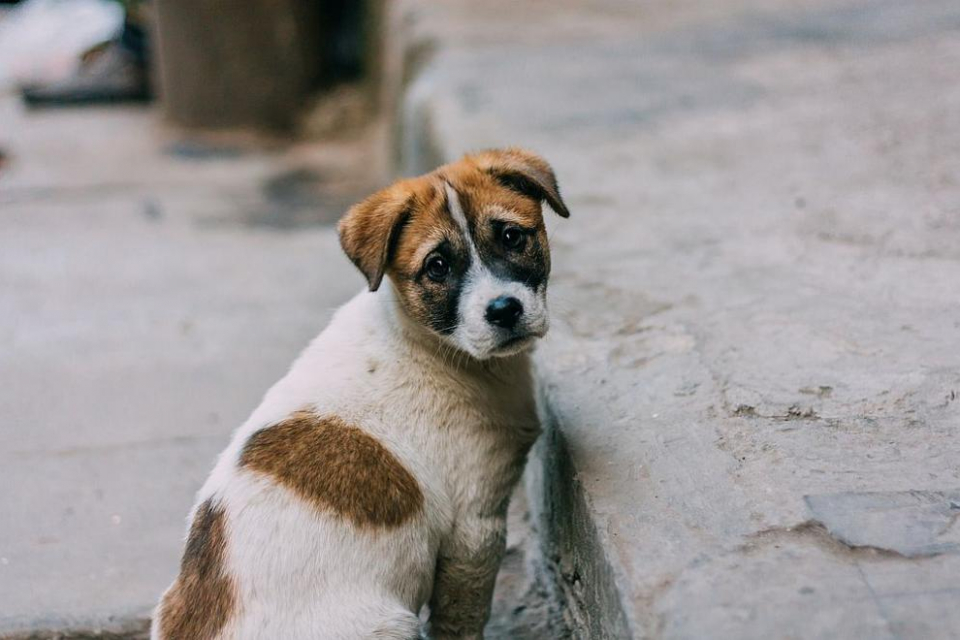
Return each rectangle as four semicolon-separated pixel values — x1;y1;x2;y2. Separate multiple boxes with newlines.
417;240;455;279
475;221;548;291
417;240;468;336
491;219;534;241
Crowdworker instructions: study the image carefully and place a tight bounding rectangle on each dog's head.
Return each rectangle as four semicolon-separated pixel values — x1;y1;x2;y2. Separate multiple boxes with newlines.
339;148;569;360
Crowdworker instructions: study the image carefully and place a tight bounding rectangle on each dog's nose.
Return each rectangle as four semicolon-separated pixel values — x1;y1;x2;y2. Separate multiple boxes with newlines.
485;296;523;329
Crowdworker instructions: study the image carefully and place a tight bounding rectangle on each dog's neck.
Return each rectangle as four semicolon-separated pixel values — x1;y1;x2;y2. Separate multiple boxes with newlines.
375;280;531;378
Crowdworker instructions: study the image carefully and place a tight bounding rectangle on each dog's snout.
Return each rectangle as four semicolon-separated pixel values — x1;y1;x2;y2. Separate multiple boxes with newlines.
485;296;523;329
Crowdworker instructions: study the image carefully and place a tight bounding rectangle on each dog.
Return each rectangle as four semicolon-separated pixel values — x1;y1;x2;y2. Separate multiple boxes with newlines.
151;148;569;640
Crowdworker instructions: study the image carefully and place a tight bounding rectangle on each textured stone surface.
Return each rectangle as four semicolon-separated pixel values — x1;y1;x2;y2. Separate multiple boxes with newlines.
394;0;960;636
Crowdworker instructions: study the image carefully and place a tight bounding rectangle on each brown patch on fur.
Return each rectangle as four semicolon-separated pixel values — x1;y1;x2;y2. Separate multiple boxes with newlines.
442;160;547;228
388;183;461;275
155;499;235;640
338;179;410;291
387;184;467;332
441;160;553;285
469;147;570;218
239;411;423;528
338;148;566;289
337;148;567;333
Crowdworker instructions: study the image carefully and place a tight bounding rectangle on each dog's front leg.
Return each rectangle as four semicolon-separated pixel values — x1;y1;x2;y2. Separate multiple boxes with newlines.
427;516;507;640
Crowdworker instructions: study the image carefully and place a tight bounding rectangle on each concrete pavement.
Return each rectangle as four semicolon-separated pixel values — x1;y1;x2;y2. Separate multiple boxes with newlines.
394;0;960;637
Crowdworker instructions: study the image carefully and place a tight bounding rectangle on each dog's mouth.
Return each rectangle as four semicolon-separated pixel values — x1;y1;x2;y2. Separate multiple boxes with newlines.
490;332;542;356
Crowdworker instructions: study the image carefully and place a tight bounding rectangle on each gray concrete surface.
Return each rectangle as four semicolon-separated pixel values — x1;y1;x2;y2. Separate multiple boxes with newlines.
0;95;380;636
394;0;960;637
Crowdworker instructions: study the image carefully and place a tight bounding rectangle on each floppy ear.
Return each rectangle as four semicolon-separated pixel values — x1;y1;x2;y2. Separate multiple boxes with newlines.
474;147;570;218
338;183;413;291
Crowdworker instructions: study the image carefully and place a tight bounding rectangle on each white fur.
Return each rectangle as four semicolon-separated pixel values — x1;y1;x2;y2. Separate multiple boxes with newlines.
153;286;541;639
444;184;549;359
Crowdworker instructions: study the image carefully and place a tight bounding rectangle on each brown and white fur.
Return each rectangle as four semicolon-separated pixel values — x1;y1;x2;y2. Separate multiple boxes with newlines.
151;148;570;640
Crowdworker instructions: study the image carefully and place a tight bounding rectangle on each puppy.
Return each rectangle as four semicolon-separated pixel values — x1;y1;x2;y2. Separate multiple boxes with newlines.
151;148;569;640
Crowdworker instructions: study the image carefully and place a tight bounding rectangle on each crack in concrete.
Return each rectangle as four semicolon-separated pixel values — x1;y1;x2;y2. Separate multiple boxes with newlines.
855;563;904;640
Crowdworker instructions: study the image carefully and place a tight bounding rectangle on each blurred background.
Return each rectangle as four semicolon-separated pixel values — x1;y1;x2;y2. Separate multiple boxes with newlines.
2;0;959;638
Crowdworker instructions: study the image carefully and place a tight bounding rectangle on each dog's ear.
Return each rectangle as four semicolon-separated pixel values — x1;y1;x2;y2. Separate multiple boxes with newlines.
474;147;570;218
338;182;414;291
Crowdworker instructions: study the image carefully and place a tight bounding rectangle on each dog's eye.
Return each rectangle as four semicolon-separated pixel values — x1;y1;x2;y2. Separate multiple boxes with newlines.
425;254;450;281
501;225;526;250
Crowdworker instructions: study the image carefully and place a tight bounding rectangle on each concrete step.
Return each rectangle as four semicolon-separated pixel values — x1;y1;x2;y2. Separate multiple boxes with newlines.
390;0;960;637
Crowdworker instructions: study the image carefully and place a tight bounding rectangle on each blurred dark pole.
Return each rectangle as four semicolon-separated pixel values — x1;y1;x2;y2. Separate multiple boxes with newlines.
153;0;369;131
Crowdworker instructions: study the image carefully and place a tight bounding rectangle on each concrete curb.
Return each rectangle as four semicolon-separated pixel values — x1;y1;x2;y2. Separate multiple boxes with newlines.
526;402;634;639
